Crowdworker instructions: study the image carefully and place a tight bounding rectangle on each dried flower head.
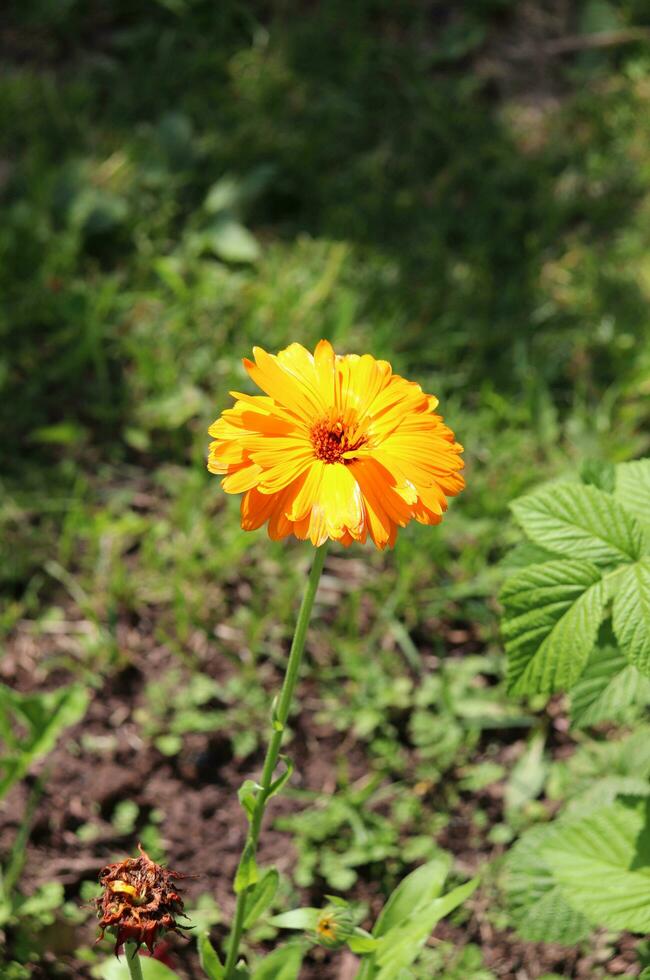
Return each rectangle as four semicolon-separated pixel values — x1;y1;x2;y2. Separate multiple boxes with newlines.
96;844;190;955
207;340;464;549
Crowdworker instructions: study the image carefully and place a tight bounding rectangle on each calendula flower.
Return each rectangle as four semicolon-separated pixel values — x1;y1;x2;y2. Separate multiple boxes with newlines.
208;341;464;549
313;903;355;949
96;845;190;955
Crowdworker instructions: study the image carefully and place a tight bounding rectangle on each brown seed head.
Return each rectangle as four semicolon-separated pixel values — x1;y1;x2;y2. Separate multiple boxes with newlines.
96;844;190;955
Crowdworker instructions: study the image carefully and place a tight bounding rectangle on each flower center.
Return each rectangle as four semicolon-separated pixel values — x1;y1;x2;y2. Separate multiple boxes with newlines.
311;419;365;464
316;914;337;939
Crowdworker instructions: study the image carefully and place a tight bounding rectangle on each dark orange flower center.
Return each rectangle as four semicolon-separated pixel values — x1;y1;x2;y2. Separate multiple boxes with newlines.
316;915;337;938
311;419;365;464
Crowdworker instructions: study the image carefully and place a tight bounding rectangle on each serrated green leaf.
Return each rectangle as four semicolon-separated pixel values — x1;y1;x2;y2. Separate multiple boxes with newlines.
564;776;650;817
552;727;650;811
501;561;604;695
372;856;450;938
499;541;561;571
243;868;279;929
612;558;650;676
504;824;591;945
269;907;320;930
615;458;650;534
569;642;650;728
198;933;225;979
541;797;650;933
234;843;259;894
250;943;304;979
511;483;642;566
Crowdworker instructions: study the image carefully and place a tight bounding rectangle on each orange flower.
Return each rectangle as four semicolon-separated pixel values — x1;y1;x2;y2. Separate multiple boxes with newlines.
208;341;464;549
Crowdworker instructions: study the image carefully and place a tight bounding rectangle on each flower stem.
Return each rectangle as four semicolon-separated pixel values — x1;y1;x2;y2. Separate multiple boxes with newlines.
124;944;144;980
223;542;328;977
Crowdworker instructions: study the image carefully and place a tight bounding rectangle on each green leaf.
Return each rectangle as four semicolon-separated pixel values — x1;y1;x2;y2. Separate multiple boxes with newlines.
324;894;350;907
198;934;225;979
612;558;650;677
138;384;205;430
267;756;294;800
250;943;304;979
204;176;244;214
31;422;87;446
371;878;479;979
501;561;605;695
347;928;380;953
504;824;591;944
541;798;650;933
234;843;259;894
550;726;650;812
511;483;642;566
204;167;274;215
372;856;450;938
580;459;615;493
569;642;650;728
269;907;320;930
99;956;181;979
0;683;89;799
615;458;650;534
504;733;547;822
238;780;260;823
243;868;279;929
204;219;260;264
499;540;560;571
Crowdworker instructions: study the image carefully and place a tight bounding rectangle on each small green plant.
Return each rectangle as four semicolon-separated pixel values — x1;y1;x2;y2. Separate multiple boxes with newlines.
268;857;477;979
0;684;88;973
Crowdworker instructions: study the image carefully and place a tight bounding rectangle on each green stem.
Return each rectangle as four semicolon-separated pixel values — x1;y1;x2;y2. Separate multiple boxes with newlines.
124;943;144;980
223;543;328;978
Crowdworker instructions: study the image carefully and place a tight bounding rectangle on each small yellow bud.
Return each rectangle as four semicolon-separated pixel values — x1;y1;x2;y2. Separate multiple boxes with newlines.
314;904;354;949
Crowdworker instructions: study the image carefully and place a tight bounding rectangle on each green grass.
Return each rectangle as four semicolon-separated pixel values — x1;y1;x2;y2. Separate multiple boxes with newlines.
2;1;650;976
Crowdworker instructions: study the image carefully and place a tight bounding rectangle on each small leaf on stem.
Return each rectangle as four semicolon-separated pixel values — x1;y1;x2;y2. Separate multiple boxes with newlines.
238;780;260;823
198;933;225;979
234;843;259;894
268;756;294;799
243;868;280;928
